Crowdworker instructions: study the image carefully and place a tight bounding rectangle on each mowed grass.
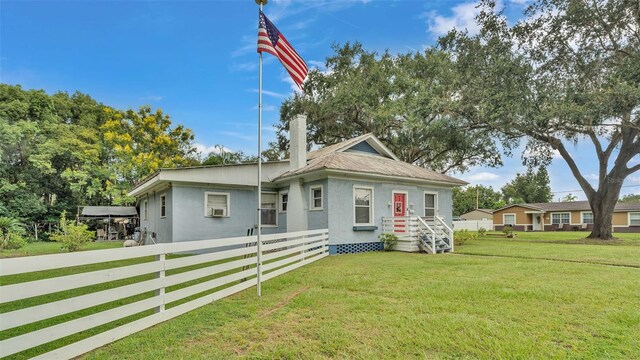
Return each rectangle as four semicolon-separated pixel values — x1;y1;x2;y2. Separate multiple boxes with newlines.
483;231;640;245
458;231;640;267
0;241;124;258
83;239;640;359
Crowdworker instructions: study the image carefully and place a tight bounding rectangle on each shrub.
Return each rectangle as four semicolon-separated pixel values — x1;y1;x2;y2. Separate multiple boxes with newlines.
379;233;398;251
50;211;94;252
502;225;514;238
454;229;477;246
478;227;487;236
0;217;26;250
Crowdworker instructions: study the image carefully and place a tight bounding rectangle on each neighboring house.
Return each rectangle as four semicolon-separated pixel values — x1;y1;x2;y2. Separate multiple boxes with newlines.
492;201;640;232
128;115;467;254
460;209;493;221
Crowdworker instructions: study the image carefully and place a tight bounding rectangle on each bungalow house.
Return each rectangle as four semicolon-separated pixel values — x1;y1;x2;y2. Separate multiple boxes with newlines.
128;115;467;254
492;201;640;232
460;208;493;221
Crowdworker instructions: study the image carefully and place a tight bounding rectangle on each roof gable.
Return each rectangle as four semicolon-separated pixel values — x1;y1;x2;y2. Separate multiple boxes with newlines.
307;134;399;161
344;141;381;155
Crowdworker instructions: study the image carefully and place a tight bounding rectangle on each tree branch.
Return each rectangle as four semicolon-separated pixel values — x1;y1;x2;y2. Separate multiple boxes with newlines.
588;131;609;184
627;163;640;174
543;135;596;199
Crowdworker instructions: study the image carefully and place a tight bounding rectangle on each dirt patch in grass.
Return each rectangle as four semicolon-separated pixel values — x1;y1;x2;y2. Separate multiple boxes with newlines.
260;286;310;318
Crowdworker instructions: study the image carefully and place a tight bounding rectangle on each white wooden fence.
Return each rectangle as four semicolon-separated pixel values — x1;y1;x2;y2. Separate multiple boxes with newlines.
452;220;493;231
0;229;329;359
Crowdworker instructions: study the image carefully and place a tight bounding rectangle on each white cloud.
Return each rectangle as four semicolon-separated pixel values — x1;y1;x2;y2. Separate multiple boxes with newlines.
425;2;481;37
248;88;288;98
307;60;325;69
464;171;501;182
231;39;256;58
195;143;233;155
424;0;503;37
219;131;256;141
231;62;257;72
253;104;277;112
585;173;599;181
281;71;303;94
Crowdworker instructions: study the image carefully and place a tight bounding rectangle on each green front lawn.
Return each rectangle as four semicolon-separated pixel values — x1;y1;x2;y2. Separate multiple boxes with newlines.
484;230;640;245
0;241;125;258
82;239;640;359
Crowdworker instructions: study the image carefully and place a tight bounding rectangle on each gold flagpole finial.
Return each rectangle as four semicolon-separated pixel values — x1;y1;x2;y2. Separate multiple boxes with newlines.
255;0;268;5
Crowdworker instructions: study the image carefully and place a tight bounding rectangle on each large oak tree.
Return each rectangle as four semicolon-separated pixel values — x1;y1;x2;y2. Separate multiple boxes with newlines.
441;0;640;239
275;43;503;173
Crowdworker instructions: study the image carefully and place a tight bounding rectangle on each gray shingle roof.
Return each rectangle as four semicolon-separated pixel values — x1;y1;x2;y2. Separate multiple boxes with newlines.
275;151;467;185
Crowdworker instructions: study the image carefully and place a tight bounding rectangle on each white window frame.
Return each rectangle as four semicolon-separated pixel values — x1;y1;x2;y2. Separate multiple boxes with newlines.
279;191;288;213
204;192;230;217
581;211;594;224
503;213;516;226
143;200;148;220
160;194;166;218
310;185;323;211
551;212;571;225
630;212;640;226
423;191;438;218
353;185;374;226
261;191;278;227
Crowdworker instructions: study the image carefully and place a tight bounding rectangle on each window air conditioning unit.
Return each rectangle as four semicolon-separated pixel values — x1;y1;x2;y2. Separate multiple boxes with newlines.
211;208;226;217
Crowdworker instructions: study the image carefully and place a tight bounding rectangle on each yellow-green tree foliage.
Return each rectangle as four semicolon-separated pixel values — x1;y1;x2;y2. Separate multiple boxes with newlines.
102;106;198;195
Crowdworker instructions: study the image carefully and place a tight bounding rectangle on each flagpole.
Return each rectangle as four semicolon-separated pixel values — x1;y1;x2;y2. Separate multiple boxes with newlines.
256;0;267;298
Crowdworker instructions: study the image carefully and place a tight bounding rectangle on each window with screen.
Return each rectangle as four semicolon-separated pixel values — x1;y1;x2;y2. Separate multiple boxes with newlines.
552;213;570;224
160;195;166;218
354;187;373;225
424;193;436;218
504;214;515;225
582;212;593;224
261;192;277;226
310;185;323;210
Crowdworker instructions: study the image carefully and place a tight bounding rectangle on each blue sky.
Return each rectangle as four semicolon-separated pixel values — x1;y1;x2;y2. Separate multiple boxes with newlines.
2;0;638;199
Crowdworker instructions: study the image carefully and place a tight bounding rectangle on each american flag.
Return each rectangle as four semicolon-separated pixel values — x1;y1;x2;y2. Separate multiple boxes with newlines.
257;11;308;90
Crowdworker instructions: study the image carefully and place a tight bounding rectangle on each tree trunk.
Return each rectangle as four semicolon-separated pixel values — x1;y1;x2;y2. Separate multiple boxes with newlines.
587;182;623;240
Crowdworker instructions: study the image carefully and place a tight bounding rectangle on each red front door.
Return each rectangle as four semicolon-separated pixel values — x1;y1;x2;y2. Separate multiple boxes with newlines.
393;193;407;233
394;193;407;217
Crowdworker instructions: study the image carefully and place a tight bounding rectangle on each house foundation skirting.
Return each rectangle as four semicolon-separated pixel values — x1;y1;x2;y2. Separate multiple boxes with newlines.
613;226;640;233
329;242;383;255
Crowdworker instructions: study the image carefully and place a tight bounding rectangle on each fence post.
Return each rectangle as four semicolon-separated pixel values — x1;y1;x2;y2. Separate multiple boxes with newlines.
301;234;306;261
155;253;166;313
256;235;262;297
